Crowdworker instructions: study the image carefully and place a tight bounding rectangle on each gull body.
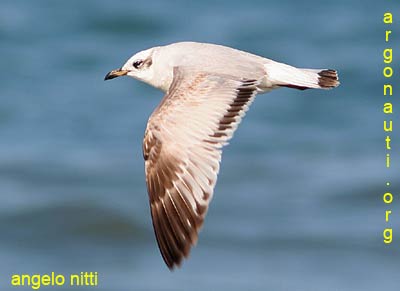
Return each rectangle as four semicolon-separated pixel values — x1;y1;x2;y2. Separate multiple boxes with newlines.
105;41;339;269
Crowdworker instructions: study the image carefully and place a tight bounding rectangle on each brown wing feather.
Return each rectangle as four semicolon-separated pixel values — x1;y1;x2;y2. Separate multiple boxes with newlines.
143;67;260;269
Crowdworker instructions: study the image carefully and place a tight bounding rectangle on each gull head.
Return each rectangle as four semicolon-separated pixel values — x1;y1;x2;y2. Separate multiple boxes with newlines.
105;47;169;90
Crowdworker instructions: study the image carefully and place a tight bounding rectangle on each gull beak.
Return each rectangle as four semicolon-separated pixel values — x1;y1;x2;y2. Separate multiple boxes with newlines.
104;68;129;80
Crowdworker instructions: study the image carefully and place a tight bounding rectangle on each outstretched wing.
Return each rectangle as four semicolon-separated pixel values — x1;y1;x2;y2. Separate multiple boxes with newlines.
143;67;260;269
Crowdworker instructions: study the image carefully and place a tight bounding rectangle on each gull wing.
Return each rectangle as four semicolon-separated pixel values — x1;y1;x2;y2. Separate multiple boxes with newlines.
143;67;260;269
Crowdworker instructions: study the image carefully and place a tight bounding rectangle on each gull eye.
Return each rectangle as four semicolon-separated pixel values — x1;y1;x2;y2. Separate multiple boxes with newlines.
133;60;143;69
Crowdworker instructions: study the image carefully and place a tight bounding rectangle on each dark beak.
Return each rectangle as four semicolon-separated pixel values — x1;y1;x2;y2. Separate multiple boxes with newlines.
104;68;129;80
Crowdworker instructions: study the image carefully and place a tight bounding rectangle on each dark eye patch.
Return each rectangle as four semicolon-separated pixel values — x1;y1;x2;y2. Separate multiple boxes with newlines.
133;60;143;69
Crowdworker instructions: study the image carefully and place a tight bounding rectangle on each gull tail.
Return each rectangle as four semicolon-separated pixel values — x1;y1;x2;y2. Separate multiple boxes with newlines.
264;61;340;90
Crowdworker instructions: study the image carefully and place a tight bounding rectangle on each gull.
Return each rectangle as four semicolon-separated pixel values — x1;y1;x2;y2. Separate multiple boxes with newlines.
104;41;339;269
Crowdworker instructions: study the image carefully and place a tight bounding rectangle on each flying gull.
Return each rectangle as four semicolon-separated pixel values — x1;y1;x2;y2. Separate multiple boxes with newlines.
104;41;340;269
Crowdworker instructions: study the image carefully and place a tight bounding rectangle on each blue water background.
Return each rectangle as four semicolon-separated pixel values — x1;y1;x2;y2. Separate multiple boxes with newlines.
1;0;400;290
